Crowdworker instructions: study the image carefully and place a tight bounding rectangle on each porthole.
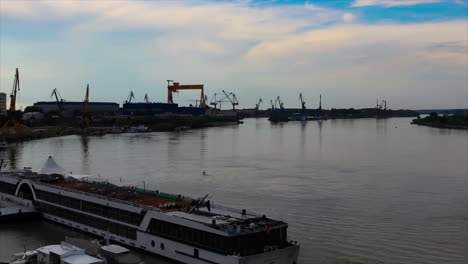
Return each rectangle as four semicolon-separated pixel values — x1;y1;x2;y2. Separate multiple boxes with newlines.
160;243;165;250
151;240;155;247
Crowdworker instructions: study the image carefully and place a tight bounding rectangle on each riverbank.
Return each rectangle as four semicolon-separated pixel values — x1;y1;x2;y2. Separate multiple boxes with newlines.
1;115;240;143
411;114;468;130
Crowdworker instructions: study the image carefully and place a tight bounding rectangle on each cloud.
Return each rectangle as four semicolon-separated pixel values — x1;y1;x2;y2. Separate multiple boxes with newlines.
342;13;356;23
351;0;447;7
1;0;466;109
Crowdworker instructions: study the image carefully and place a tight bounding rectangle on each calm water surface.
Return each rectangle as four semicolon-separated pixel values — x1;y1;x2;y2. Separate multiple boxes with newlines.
1;117;467;264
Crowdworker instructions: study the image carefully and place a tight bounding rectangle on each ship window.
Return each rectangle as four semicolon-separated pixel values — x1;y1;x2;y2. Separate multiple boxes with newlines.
194;248;199;258
151;240;155;247
160;243;164;250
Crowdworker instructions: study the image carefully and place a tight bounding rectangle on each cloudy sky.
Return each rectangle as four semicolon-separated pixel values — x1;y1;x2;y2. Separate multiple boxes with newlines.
1;0;467;109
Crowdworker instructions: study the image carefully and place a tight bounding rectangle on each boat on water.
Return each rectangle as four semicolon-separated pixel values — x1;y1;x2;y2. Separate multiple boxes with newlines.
0;157;300;264
10;242;105;264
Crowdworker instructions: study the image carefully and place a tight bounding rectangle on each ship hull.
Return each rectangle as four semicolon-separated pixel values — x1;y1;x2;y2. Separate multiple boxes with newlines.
1;175;300;264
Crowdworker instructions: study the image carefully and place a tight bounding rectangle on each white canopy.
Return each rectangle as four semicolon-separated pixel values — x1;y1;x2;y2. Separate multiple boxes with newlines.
39;156;66;175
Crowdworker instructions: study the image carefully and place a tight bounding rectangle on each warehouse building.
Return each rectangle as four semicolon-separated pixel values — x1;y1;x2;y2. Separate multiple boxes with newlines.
34;101;119;113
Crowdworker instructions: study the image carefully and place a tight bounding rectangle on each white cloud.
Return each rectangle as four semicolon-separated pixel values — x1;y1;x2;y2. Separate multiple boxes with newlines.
1;0;466;109
352;0;446;7
342;13;356;23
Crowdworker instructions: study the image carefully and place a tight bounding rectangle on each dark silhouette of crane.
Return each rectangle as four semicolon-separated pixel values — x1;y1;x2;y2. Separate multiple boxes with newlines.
254;98;263;116
1;68;22;132
299;93;306;114
144;93;150;103
51;88;66;111
125;91;135;104
275;96;285;111
222;90;239;110
270;99;275;111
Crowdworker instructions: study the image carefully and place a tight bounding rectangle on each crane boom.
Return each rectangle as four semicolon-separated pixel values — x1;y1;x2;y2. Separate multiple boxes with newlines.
255;98;263;111
299;93;306;113
222;90;239;110
275;96;284;110
9;68;20;112
51;88;65;111
126;91;135;104
1;68;22;132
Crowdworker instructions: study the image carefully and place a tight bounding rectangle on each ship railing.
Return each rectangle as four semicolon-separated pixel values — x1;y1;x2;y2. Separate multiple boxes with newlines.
2;173;192;212
210;203;262;218
32;180;161;212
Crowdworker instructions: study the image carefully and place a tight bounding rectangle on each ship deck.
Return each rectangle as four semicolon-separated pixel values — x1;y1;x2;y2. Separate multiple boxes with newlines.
54;180;193;212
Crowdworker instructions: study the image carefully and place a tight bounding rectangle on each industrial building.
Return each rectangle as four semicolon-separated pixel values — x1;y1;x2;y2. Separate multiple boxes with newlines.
34;101;119;113
0;92;6;114
122;102;206;116
122;102;179;115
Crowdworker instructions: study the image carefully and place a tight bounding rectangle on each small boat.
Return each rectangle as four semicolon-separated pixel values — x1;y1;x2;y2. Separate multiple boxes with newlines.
125;125;150;133
9;250;37;264
174;126;190;131
65;237;143;264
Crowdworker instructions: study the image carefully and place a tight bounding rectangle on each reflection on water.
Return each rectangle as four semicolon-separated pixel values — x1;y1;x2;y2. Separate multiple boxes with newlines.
80;136;90;174
0;118;467;264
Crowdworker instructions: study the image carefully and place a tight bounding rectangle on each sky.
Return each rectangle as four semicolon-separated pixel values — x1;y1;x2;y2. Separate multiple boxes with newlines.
0;0;467;110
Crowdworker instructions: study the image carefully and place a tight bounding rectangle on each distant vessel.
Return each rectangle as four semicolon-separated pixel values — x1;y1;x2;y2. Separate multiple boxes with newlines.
0;157;300;264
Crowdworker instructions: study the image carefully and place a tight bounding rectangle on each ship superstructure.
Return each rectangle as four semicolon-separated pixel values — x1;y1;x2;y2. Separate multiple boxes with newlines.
0;163;299;264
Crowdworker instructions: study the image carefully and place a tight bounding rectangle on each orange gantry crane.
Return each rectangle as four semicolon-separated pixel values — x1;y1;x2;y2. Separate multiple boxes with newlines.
167;80;205;107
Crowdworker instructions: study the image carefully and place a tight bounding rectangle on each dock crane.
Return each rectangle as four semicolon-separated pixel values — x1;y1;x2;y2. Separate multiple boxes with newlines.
167;80;205;107
144;93;150;103
81;84;91;128
299;93;306;114
51;88;66;111
222;90;239;110
1;68;22;131
255;98;263;112
125;91;135;104
254;98;263;116
275;96;285;111
270;99;275;111
210;93;228;110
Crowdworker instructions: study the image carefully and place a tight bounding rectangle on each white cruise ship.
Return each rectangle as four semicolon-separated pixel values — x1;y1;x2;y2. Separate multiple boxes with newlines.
0;157;300;264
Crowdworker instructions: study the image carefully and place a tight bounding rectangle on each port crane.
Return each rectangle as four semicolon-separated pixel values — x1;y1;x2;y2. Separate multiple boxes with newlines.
81;84;91;128
299;93;306;114
1;68;22;132
255;98;263;112
275;96;285;111
316;94;324;117
51;88;66;111
222;90;239;110
125;91;135;104
270;99;275;110
167;80;205;107
376;99;387;110
210;93;231;110
210;94;219;109
144;93;150;103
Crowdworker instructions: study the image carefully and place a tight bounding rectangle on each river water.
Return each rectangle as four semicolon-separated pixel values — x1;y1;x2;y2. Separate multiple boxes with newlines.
0;117;467;264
